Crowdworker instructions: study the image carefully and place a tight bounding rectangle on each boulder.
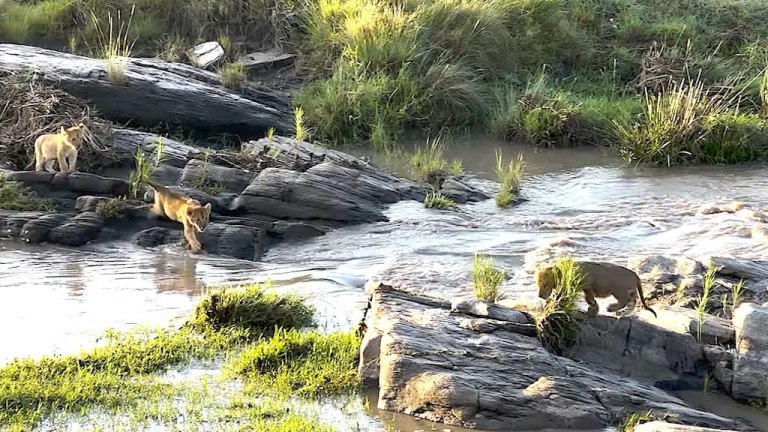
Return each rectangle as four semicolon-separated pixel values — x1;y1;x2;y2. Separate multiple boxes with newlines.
234;163;392;224
0;44;292;133
703;256;768;282
186;41;225;69
439;177;490;204
47;212;104;246
135;222;265;261
360;284;752;431
112;128;199;168
731;303;768;401
238;50;295;73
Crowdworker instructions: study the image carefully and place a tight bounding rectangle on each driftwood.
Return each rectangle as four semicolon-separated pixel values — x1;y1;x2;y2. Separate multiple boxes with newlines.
0;44;293;134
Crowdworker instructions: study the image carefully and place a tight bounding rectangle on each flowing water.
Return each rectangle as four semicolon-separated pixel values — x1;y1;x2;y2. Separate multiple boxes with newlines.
3;136;768;430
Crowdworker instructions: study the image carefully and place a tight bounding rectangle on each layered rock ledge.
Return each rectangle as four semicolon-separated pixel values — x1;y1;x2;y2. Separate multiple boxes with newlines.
358;279;762;431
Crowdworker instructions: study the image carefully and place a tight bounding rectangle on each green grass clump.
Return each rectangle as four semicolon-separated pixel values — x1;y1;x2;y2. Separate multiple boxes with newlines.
472;253;505;303
0;176;56;212
423;190;456;210
617;410;658;432
535;257;584;355
226;328;361;398
0;281;320;430
0;326;245;429
409;138;462;183
220;62;247;90
614;79;768;166
494;150;525;208
190;283;315;333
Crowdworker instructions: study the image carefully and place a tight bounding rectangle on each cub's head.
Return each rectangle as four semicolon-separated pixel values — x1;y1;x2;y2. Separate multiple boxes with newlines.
534;265;558;299
64;122;86;147
186;201;212;233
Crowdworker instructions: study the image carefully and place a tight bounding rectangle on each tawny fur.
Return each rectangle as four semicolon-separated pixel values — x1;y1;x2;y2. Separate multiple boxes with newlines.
26;123;86;173
146;179;211;253
535;261;657;318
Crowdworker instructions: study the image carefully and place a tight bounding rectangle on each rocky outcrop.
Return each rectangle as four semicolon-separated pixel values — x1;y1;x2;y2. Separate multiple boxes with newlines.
731;303;768;402
359;282;755;431
0;210;104;246
0;44;292;133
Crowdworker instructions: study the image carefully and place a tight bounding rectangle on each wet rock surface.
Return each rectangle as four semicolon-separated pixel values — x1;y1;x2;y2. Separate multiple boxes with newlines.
1;137;490;260
0;44;293;133
358;282;756;431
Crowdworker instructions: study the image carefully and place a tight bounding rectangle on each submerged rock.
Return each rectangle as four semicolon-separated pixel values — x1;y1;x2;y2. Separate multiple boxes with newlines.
359;283;753;430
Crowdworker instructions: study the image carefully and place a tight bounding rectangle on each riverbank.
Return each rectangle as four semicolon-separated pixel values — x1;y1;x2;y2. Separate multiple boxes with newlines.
4;0;768;165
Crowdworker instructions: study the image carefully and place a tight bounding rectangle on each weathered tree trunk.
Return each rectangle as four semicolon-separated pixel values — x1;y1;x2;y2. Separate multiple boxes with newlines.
0;44;293;134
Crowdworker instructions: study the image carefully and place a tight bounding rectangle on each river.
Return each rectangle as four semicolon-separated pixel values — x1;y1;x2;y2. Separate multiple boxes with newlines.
2;137;768;430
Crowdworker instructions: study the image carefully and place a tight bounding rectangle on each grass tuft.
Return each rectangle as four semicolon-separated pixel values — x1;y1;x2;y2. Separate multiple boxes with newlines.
535;257;584;355
0;175;56;212
694;265;718;341
220;62;247;90
190;283;315;334
409;138;462;183
617;410;657;432
472;253;505;303
423;190;456;210
494;149;525;208
90;7;136;86
225;328;362;398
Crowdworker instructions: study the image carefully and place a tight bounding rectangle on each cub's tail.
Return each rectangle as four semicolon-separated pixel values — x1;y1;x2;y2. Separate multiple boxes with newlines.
145;178;166;191
636;279;658;318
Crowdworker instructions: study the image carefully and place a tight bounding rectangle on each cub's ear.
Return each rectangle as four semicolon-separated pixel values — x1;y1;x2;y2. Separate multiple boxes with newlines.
60;126;66;134
204;202;212;214
78;122;85;128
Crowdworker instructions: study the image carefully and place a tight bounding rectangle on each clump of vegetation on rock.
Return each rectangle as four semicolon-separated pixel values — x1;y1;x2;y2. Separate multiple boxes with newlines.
410;138;462;183
0;176;55;212
190;283;315;333
95;197;126;218
535;256;584;355
617;410;656;431
494;150;525;208
219;62;247;90
472;253;505;302
423;190;456;210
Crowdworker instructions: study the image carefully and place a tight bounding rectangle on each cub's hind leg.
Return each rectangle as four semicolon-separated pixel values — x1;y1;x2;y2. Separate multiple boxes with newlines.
606;288;631;313
43;158;57;172
584;289;599;316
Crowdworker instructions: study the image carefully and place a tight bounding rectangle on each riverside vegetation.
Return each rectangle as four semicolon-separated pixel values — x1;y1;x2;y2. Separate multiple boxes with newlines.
4;0;768;166
0;283;361;431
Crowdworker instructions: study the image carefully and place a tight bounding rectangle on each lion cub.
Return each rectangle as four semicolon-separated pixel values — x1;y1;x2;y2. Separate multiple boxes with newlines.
27;123;86;172
536;261;657;318
146;179;211;253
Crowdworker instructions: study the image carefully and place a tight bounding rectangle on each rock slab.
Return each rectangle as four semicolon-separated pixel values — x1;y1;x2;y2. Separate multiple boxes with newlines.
359;283;753;431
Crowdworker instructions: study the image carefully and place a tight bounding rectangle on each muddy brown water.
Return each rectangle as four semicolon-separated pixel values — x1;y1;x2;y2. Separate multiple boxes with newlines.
2;137;768;430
